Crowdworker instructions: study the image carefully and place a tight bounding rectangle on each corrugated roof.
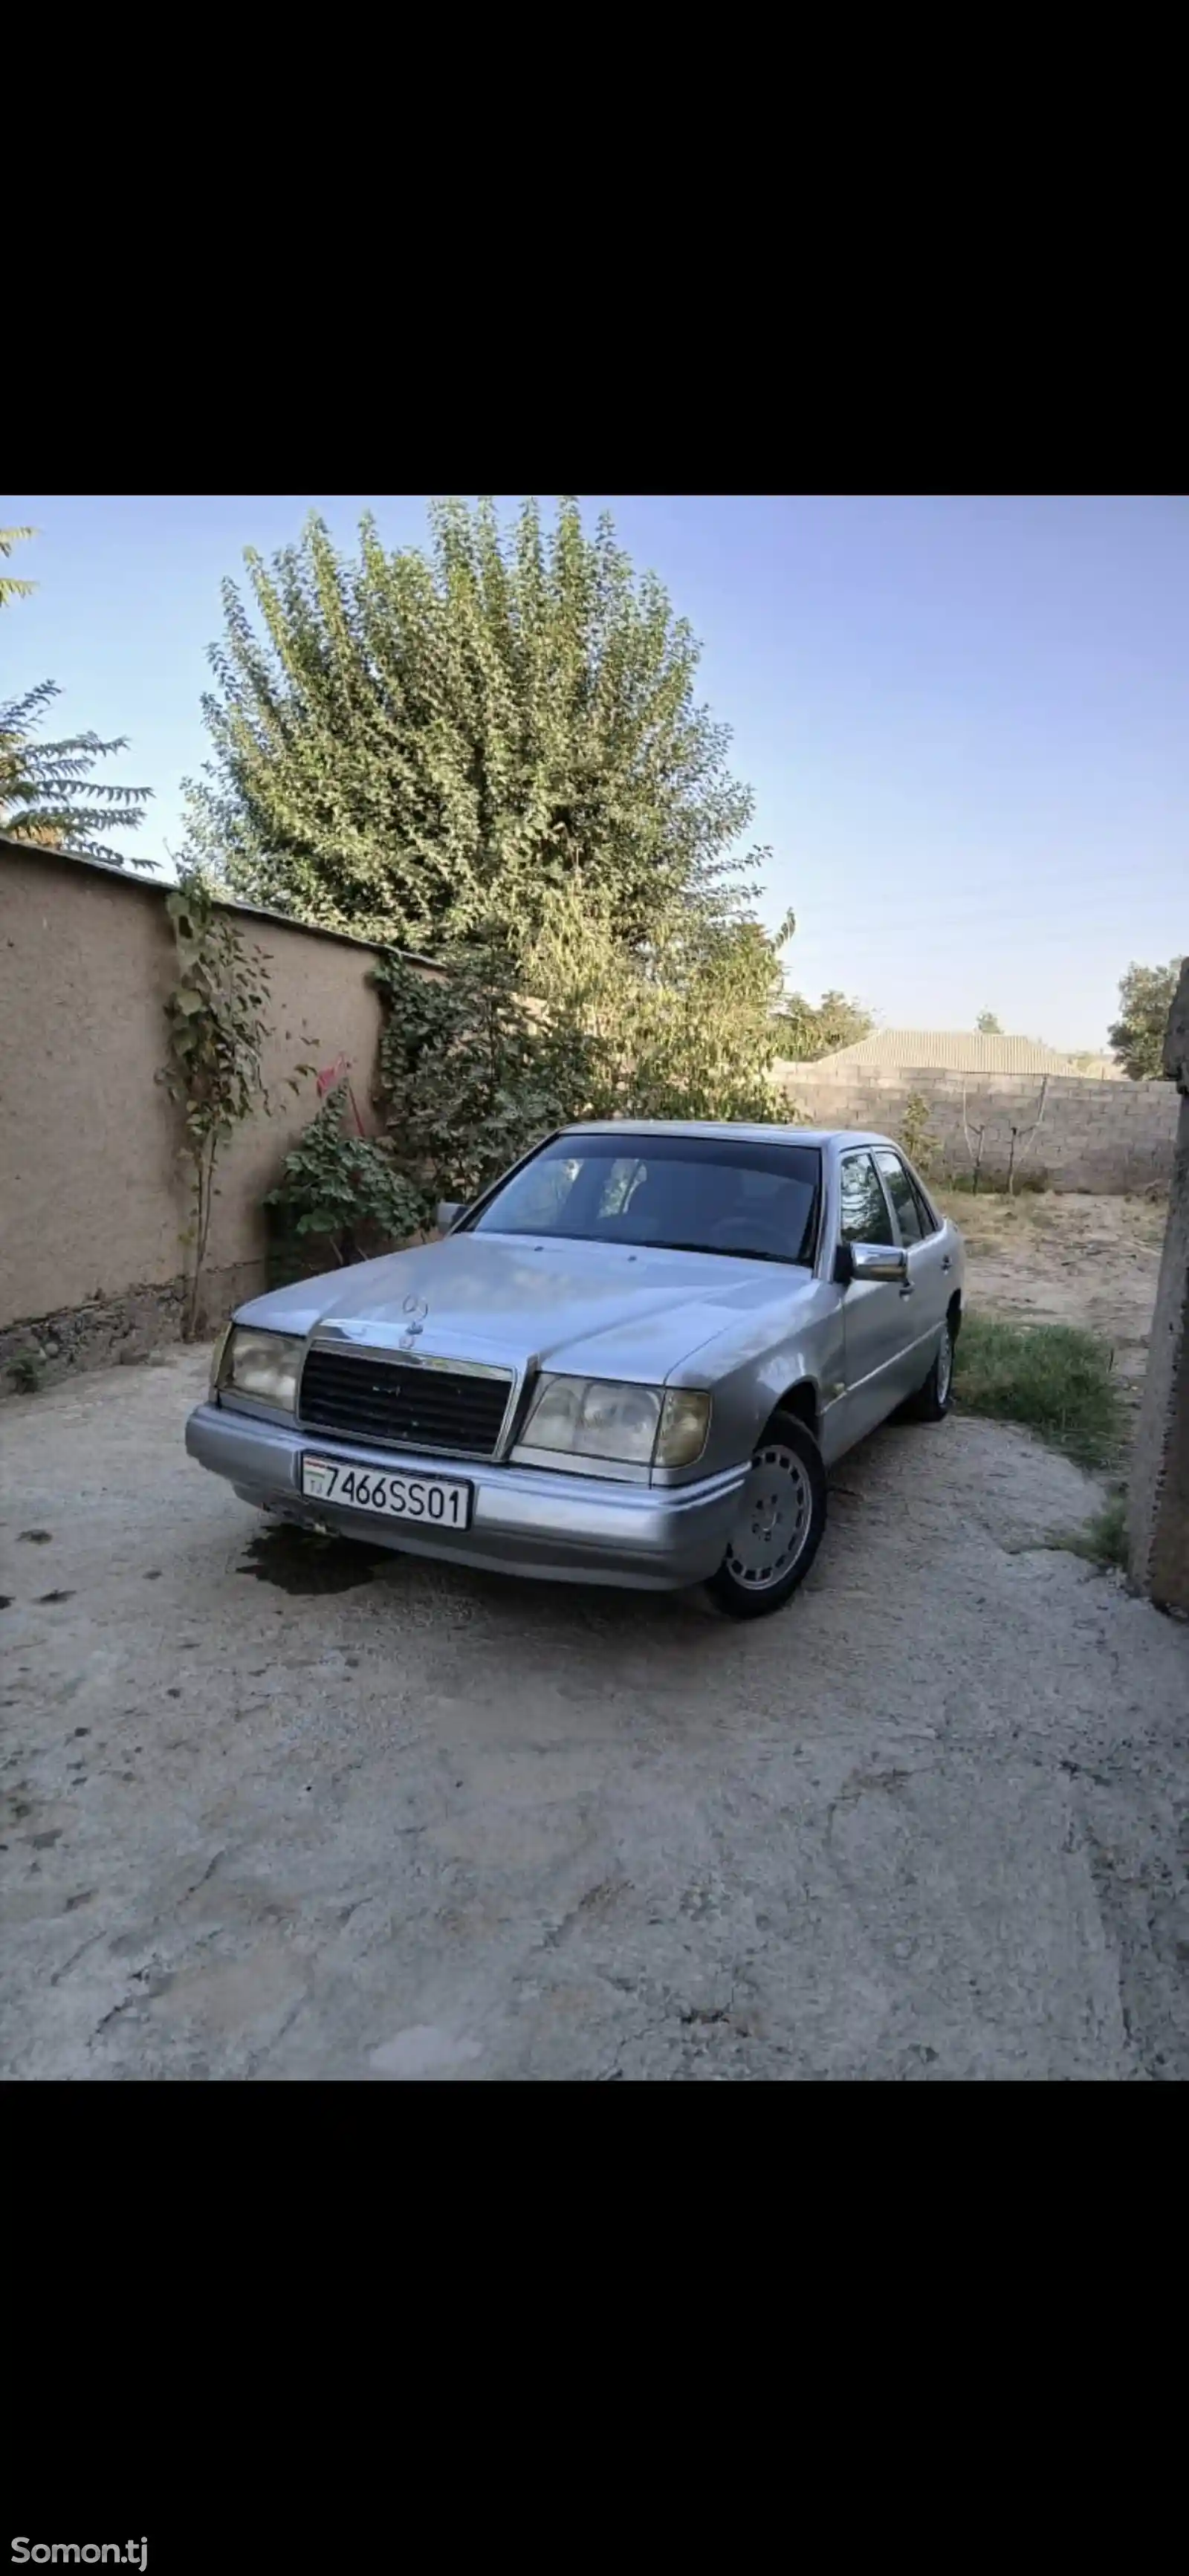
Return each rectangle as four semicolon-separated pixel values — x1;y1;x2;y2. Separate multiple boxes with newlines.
807;1030;1121;1077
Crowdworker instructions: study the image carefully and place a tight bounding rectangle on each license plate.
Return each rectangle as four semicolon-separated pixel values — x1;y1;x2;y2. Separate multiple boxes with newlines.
299;1455;473;1529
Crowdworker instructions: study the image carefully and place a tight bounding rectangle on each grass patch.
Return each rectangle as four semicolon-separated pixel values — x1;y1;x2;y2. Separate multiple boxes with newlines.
1060;1491;1130;1571
953;1312;1126;1470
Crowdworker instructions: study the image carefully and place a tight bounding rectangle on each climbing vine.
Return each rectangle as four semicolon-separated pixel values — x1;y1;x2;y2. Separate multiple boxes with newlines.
159;870;303;1336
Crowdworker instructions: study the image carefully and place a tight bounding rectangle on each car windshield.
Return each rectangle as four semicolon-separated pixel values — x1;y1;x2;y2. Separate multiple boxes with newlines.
467;1132;822;1268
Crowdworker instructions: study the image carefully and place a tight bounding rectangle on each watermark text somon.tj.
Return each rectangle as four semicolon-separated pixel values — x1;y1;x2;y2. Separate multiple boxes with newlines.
13;2547;147;2569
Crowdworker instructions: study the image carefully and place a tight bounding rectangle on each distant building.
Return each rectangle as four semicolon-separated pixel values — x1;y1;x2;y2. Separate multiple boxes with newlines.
806;1030;1122;1078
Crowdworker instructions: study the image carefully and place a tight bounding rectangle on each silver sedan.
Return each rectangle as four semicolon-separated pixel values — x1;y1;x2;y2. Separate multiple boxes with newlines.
186;1123;965;1619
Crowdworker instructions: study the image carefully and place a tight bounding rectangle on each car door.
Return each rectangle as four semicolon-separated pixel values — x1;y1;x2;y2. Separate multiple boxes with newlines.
835;1149;912;1445
873;1149;951;1389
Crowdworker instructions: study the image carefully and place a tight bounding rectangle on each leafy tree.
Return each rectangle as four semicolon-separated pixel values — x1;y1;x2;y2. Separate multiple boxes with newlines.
1;528;152;865
372;935;603;1217
1;526;38;607
1108;958;1184;1080
1;681;153;865
181;498;770;953
354;892;795;1242
774;988;874;1059
976;1009;1002;1034
526;884;791;1126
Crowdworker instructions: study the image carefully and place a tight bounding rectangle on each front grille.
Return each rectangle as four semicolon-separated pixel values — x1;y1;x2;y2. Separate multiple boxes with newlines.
299;1346;511;1459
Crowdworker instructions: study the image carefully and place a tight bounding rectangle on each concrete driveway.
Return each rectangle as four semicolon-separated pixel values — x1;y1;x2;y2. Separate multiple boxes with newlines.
2;1346;1187;2080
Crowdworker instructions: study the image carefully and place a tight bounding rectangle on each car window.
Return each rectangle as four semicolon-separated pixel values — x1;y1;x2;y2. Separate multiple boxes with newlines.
838;1152;895;1246
909;1174;939;1237
875;1149;925;1245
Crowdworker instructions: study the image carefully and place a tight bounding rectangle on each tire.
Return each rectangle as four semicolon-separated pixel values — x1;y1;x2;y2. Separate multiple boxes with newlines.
707;1412;828;1620
899;1313;956;1422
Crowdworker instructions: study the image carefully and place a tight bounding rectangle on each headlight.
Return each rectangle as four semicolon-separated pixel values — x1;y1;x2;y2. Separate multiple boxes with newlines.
219;1326;304;1412
523;1376;710;1468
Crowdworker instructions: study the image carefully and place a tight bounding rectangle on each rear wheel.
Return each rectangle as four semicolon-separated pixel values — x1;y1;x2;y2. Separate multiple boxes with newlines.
900;1315;955;1422
707;1412;827;1620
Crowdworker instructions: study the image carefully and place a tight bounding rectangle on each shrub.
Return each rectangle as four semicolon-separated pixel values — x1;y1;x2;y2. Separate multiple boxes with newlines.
953;1312;1126;1470
265;1080;424;1271
898;1091;938;1176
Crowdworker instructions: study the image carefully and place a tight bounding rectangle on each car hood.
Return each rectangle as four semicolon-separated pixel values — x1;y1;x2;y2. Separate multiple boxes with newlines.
236;1231;816;1382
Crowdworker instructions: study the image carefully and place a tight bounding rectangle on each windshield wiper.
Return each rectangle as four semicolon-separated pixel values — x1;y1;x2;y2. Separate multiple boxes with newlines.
638;1240;800;1265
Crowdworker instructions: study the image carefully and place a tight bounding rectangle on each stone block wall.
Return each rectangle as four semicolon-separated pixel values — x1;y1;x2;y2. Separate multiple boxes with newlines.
774;1062;1179;1194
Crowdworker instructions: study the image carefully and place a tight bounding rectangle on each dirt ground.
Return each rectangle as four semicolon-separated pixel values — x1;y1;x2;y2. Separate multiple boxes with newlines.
2;1194;1186;2082
942;1187;1169;1434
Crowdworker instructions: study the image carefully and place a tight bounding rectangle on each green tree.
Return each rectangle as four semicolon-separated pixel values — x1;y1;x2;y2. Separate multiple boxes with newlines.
774;988;874;1059
1;527;152;865
1;526;38;606
1;679;152;866
1108;958;1184;1080
526;884;792;1126
372;932;605;1216
181;498;770;953
976;1009;1002;1034
347;889;796;1242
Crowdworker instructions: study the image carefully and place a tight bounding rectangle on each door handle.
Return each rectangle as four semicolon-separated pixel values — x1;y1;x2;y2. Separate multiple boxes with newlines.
941;1255;952;1273
898;1282;915;1298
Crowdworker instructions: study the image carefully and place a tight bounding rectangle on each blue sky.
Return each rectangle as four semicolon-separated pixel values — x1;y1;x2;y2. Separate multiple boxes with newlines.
3;493;1185;1048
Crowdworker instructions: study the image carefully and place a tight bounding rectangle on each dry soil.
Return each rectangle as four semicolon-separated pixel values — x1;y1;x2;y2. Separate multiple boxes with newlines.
2;1195;1185;2080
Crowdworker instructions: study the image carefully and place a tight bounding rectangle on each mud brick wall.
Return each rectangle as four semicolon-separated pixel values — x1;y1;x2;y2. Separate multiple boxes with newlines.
0;840;436;1384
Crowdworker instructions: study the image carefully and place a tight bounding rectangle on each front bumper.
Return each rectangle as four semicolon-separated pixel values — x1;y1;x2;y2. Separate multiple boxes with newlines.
184;1403;745;1591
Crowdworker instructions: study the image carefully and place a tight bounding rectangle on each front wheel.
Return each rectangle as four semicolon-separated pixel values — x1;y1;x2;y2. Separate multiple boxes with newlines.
707;1412;827;1620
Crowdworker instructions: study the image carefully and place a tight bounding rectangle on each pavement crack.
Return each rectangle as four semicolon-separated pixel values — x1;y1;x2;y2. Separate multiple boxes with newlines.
178;1847;227;1903
50;1928;108;1987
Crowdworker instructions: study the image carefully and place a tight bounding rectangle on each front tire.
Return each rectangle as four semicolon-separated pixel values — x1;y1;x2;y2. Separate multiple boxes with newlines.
707;1412;827;1620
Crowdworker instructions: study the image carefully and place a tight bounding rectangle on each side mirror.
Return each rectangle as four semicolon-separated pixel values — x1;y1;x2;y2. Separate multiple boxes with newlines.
838;1241;908;1285
436;1200;465;1233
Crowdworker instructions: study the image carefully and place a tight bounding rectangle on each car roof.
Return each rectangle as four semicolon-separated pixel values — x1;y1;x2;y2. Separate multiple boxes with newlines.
560;1120;898;1152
